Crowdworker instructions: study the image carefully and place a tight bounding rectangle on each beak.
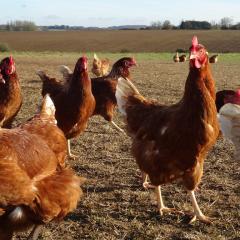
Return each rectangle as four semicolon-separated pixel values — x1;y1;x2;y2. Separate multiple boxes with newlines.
189;53;197;60
132;59;137;67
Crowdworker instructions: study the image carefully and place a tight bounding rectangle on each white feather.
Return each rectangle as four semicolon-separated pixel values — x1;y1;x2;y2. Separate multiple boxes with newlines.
115;77;140;116
58;65;72;83
218;103;240;141
8;207;24;222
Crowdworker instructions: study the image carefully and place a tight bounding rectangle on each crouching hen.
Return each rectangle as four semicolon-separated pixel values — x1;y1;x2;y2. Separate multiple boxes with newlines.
0;95;84;240
116;36;219;223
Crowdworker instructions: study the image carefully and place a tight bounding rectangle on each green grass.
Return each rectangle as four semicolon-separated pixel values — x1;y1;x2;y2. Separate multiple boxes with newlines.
2;51;240;63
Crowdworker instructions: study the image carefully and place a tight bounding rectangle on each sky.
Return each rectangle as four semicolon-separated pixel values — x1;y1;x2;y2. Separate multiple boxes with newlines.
0;0;240;27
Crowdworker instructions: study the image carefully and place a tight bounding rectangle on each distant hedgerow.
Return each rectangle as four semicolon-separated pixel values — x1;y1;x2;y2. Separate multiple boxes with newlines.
120;48;131;53
0;42;10;52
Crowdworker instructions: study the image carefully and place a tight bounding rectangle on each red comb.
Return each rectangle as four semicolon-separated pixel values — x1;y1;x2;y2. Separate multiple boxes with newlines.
9;56;14;64
192;36;198;47
236;89;240;96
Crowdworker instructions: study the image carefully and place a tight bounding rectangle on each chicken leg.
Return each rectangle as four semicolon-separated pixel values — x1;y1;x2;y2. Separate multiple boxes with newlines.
27;225;42;240
142;172;155;189
156;186;183;216
188;190;211;224
67;140;78;159
110;121;126;134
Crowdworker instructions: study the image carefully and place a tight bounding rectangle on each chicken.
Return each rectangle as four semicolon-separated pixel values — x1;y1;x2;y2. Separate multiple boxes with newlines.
0;95;84;240
59;57;137;133
0;56;22;128
173;52;179;62
37;56;96;158
92;53;110;77
179;54;187;62
209;54;219;63
216;89;236;112
116;36;219;223
218;90;240;157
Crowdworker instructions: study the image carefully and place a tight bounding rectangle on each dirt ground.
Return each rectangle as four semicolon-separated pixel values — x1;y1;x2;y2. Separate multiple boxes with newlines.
0;30;240;53
10;55;240;240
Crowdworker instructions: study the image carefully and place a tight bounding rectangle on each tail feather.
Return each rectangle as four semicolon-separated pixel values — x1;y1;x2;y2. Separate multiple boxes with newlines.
93;53;99;60
33;168;85;222
116;77;140;116
58;65;72;84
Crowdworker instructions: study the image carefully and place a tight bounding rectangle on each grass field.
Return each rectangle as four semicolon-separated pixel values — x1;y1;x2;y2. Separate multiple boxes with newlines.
0;30;240;53
2;50;239;240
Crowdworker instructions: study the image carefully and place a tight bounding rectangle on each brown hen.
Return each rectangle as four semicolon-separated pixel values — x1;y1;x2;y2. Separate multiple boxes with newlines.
0;56;22;128
60;57;137;133
0;95;84;240
92;53;110;77
37;56;95;158
116;36;219;223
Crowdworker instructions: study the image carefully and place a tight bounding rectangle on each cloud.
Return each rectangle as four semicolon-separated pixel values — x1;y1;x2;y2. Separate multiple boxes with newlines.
21;4;27;8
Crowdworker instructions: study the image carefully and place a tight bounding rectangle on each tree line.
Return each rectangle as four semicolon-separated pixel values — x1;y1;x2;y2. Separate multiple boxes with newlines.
0;18;240;31
149;17;240;30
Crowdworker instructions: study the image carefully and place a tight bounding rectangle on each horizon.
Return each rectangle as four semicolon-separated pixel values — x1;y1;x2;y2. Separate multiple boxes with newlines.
0;0;240;27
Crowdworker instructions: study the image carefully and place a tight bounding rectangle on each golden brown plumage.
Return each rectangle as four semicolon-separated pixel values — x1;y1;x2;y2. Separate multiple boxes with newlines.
0;56;22;128
91;53;110;77
116;36;219;223
37;56;96;157
0;95;84;239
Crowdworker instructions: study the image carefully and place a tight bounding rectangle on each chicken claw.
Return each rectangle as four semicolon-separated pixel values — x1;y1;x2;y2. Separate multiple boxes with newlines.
158;206;183;216
188;190;212;224
189;214;212;224
142;173;155;189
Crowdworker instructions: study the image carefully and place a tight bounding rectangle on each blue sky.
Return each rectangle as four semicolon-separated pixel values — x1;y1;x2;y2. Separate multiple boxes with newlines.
1;0;239;27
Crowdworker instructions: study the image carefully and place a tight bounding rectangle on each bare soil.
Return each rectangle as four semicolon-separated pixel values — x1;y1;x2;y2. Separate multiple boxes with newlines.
0;30;240;52
9;55;240;240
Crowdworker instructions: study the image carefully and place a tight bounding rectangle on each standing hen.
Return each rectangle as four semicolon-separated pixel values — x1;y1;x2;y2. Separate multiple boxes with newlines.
0;56;22;128
37;56;95;158
116;36;219;223
91;53;110;77
60;57;137;133
0;95;83;240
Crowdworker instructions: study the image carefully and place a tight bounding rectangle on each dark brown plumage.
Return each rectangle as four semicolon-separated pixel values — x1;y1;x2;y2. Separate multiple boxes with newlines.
0;95;84;240
179;54;187;62
37;56;96;157
60;57;137;133
0;56;22;128
116;36;219;223
209;54;219;63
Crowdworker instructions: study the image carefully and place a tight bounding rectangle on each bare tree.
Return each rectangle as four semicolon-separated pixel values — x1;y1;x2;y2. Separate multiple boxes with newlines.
151;21;162;29
162;20;172;30
220;17;233;29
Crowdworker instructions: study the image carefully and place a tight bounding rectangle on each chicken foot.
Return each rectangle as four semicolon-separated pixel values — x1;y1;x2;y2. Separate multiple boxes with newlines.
188;190;212;224
27;225;42;240
110;121;126;134
142;172;155;189
156;186;183;216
